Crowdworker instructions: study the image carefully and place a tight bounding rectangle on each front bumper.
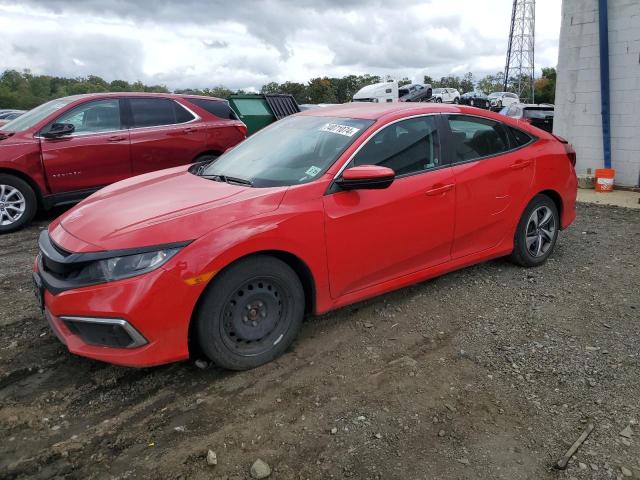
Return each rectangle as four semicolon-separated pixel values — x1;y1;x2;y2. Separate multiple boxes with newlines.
34;261;200;367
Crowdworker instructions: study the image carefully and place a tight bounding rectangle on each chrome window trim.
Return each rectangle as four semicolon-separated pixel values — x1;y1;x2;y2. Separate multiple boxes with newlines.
35;98;201;139
59;315;148;348
332;113;440;180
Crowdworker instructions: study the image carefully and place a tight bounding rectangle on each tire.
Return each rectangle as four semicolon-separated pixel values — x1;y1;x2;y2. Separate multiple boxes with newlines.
497;100;503;108
195;255;305;370
509;194;559;267
193;153;219;164
436;97;442;103
0;174;37;234
453;97;459;104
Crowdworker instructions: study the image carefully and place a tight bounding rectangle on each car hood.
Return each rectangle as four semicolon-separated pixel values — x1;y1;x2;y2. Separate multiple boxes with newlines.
49;166;287;252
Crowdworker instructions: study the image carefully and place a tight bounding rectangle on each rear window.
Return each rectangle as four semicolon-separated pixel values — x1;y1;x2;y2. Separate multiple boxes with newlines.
187;98;239;120
508;126;533;147
129;98;195;128
524;108;554;119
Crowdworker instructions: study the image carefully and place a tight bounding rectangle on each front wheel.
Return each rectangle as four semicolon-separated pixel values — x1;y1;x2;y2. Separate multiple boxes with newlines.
509;195;559;267
0;174;37;234
453;97;459;104
435;97;442;103
195;255;305;370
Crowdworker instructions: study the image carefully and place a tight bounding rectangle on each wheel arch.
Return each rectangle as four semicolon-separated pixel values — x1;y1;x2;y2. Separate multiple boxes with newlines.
187;249;317;353
536;189;563;223
0;167;44;206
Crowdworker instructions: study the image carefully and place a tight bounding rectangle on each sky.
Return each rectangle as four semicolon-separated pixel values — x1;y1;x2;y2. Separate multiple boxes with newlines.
0;0;562;92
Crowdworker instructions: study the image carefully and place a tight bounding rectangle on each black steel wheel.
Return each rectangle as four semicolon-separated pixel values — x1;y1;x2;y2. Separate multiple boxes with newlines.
509;194;559;267
195;255;304;370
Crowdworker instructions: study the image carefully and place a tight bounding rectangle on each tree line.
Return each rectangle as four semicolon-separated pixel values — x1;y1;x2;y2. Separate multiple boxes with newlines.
0;68;555;110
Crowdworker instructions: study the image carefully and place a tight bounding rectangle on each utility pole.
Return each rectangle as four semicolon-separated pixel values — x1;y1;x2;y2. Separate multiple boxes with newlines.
503;0;536;102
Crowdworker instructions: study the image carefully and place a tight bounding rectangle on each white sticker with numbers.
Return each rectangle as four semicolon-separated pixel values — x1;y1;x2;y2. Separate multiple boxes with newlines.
305;165;322;176
320;123;360;137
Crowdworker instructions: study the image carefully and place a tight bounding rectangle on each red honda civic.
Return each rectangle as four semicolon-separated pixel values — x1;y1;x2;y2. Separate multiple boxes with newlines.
34;103;577;370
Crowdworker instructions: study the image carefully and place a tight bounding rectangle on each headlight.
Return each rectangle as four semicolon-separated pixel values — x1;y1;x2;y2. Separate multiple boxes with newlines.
74;248;182;284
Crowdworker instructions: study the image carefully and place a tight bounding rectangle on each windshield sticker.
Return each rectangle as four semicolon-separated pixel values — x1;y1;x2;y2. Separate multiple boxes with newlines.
305;166;322;177
320;123;360;137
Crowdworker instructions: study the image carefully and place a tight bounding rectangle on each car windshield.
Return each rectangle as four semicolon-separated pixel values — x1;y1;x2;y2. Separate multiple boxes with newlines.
0;97;76;132
488;93;502;98
198;115;374;187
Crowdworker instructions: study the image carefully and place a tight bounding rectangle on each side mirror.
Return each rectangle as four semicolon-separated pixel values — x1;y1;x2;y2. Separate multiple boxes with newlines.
336;165;395;190
42;123;75;139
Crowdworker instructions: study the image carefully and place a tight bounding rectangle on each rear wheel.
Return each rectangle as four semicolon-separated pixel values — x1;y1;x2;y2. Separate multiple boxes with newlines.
195;255;304;370
509;194;559;267
193;153;219;164
0;174;37;234
453;97;459;104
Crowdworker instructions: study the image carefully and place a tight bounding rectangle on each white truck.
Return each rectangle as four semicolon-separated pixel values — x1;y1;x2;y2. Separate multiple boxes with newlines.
352;81;399;103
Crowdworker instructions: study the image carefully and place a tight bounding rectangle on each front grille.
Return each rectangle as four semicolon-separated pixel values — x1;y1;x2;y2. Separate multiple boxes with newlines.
63;320;135;348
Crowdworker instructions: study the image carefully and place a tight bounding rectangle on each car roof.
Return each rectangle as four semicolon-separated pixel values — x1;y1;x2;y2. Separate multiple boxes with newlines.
297;102;470;120
52;92;226;102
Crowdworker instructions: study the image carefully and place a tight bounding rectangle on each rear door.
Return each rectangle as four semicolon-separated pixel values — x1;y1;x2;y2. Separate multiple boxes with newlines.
39;98;131;193
443;114;535;259
323;115;456;298
126;97;206;175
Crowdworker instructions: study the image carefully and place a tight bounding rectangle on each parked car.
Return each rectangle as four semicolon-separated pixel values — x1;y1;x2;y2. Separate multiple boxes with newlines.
0;110;25;126
488;91;519;110
459;92;490;109
431;88;460;104
34;102;577;370
398;83;433;102
0;93;247;232
501;103;555;132
353;81;398;103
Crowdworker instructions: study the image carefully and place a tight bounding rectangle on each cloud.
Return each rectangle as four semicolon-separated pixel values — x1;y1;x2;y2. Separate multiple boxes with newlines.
0;0;561;91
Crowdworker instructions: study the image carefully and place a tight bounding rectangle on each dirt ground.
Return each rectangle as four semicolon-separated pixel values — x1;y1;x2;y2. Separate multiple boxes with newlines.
1;203;638;480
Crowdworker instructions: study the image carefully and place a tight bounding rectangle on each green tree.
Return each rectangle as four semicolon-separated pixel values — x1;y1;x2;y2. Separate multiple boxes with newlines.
534;67;556;104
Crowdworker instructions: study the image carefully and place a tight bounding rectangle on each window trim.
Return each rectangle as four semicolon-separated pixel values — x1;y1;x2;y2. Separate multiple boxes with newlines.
326;113;450;194
36;98;127;139
124;97;200;131
441;113;538;166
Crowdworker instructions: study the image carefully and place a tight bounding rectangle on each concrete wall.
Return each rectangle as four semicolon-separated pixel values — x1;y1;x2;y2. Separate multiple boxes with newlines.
554;0;640;187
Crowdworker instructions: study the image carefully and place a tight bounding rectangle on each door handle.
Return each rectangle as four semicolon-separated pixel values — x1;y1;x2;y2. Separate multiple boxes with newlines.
425;183;454;196
183;127;198;133
107;135;127;142
509;160;532;170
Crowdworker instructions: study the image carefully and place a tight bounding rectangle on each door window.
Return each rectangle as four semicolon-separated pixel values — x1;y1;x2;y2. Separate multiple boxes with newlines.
129;98;195;128
447;115;510;162
187;98;239;120
46;99;121;134
351;116;440;176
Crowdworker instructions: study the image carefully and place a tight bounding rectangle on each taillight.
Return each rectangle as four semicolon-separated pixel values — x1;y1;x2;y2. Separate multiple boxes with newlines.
565;145;577;166
234;124;247;138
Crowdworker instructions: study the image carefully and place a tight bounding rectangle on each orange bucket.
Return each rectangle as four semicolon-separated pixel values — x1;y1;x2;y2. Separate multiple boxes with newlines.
595;168;615;192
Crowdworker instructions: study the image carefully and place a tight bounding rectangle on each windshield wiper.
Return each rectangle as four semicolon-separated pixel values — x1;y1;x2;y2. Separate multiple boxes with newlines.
201;174;253;187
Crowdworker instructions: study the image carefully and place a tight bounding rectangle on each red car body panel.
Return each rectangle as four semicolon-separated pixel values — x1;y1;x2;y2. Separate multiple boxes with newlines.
35;103;577;367
0;92;246;203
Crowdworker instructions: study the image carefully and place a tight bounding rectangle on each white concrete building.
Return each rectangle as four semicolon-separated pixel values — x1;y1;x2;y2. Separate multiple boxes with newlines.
554;0;640;187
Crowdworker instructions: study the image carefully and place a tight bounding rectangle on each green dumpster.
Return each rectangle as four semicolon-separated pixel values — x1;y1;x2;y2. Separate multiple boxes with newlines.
228;94;300;135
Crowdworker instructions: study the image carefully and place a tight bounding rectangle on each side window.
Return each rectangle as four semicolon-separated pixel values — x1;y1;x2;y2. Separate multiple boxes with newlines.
129;98;194;128
46;99;121;134
352;116;440;176
447;115;510;162
187;98;238;120
508;126;533;147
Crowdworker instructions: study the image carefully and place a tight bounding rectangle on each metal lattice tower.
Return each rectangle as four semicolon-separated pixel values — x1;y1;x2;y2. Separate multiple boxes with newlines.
503;0;535;102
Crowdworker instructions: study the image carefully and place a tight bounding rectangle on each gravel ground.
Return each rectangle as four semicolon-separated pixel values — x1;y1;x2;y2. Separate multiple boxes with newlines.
0;203;638;480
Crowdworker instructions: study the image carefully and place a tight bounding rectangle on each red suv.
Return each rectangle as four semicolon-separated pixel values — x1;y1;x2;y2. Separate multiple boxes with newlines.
0;93;247;232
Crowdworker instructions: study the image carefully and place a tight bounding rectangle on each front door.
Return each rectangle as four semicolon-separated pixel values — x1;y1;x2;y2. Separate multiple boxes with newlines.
323;115;456;298
443;114;535;259
40;98;131;193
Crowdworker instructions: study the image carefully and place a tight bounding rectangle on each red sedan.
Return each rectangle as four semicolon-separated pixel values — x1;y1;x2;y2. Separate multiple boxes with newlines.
0;92;246;233
34;103;577;370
